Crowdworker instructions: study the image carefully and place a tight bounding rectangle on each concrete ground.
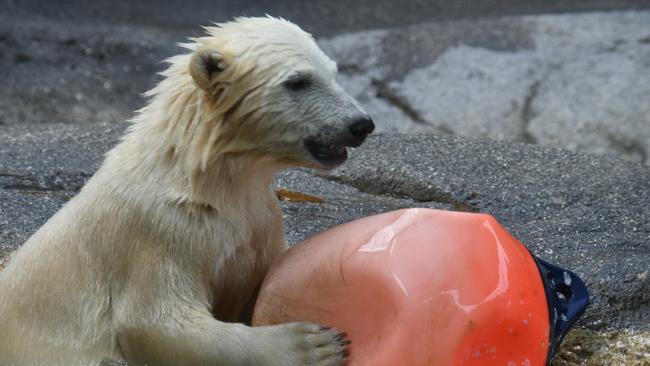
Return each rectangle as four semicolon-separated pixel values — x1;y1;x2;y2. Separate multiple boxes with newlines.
1;1;649;364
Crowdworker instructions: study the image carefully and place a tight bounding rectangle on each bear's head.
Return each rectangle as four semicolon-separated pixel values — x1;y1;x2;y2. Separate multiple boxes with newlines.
187;17;374;170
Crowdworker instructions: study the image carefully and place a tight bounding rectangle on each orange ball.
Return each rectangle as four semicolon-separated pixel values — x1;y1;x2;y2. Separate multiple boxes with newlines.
253;209;585;365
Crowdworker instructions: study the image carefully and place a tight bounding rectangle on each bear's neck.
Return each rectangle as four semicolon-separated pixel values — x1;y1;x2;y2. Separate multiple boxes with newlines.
103;80;281;210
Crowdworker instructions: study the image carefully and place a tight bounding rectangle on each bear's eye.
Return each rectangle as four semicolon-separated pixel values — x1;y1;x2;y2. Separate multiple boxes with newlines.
283;74;312;91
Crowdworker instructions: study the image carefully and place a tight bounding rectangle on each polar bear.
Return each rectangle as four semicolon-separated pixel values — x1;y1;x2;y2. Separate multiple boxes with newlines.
0;17;374;366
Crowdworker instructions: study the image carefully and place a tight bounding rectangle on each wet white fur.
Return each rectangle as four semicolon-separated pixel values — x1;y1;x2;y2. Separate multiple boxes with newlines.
0;17;363;366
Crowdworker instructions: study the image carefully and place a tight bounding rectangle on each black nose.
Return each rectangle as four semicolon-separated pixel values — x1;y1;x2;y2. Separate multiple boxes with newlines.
349;116;375;143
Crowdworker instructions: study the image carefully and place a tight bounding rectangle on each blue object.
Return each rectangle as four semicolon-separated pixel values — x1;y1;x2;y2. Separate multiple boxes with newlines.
534;257;590;364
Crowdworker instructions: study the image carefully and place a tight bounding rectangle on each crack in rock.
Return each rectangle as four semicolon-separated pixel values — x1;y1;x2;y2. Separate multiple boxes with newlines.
606;134;648;164
371;78;453;134
638;35;650;44
321;173;479;212
519;79;541;144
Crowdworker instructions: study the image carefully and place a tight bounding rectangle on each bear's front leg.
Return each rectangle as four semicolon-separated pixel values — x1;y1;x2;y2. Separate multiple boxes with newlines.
113;255;348;366
116;308;349;366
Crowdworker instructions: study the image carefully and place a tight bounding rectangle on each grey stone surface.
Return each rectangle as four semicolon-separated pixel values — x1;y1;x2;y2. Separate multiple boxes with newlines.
390;46;541;140
276;169;450;245
1;122;648;332
8;0;650;38
528;13;650;163
0;17;178;126
2;9;648;163
0;122;123;254
318;17;538;135
320;10;650;163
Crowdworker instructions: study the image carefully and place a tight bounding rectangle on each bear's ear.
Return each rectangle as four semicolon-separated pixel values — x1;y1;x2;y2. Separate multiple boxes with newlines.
189;48;229;91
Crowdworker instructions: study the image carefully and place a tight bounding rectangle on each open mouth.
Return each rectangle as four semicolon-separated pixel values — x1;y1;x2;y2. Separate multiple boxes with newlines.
304;138;349;167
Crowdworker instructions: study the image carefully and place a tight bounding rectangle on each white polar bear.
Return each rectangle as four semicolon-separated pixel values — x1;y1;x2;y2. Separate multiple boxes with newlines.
0;17;374;366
